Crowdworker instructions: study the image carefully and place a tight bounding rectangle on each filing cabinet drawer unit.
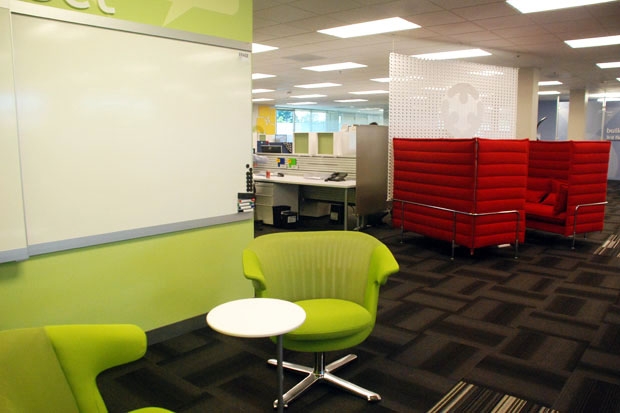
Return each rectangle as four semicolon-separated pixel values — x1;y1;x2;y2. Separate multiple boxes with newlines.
254;182;298;225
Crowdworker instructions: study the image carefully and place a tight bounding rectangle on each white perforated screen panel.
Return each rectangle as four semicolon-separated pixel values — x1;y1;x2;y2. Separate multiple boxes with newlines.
387;53;518;199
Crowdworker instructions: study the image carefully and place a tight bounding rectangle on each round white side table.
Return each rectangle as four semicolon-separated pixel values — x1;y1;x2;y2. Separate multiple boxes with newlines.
206;298;306;412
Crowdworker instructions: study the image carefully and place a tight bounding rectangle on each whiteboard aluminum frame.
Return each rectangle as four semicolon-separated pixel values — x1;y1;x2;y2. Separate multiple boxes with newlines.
27;213;252;256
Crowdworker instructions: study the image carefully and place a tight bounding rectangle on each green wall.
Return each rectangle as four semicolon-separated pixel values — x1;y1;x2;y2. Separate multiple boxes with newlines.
19;0;252;42
0;221;254;331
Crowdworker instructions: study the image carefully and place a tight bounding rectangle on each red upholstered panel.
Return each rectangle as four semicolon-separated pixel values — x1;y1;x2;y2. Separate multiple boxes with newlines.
565;141;610;235
392;138;528;251
473;139;528;246
528;141;571;182
392;138;477;246
393;138;476;210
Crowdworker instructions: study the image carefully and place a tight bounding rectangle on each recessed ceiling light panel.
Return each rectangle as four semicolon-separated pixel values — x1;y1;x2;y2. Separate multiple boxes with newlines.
566;35;620;48
538;81;563;86
252;89;274;94
349;90;389;95
294;83;342;89
334;99;368;102
252;43;278;53
291;94;326;99
302;62;367;72
252;98;274;102
538;91;561;95
590;92;620;98
318;17;420;38
412;49;491;60
507;0;616;13
597;61;620;69
252;73;276;80
371;78;391;83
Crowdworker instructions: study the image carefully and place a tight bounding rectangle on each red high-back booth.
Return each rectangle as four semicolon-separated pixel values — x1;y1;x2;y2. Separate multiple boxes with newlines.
392;138;529;258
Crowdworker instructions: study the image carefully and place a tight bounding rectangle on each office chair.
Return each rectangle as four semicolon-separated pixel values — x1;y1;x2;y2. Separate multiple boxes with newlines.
242;231;399;407
0;324;173;413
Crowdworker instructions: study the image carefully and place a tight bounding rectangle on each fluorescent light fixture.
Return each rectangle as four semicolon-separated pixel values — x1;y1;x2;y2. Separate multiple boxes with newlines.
252;89;274;94
566;35;620;48
318;17;420;38
291;94;326;99
295;82;342;89
371;77;391;83
252;98;274;102
412;48;491;60
349;90;389;95
538;81;563;86
538;91;561;95
302;62;367;72
469;70;504;76
617;78;620;82
507;0;616;13
286;102;317;105
252;43;278;53
590;92;620;98
252;73;276;80
597;61;620;69
334;99;368;103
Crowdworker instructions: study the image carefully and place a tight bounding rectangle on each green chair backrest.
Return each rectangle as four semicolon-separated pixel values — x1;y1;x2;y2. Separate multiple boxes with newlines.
244;231;386;307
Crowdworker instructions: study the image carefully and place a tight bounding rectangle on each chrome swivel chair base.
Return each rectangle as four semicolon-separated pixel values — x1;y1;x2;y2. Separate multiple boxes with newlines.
268;352;381;408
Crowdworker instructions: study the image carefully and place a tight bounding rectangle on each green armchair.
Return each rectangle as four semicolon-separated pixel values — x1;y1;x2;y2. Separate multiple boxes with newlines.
243;231;399;407
0;324;173;413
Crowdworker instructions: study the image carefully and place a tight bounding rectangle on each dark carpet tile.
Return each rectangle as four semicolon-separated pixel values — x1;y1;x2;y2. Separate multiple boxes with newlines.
391;334;483;379
404;289;472;313
459;298;529;326
595;323;620;354
566;378;620;413
466;355;568;406
500;330;587;371
387;304;447;332
520;311;600;342
429;316;510;348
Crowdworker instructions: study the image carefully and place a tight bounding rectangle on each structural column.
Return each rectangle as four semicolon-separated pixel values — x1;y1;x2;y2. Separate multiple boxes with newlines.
567;89;587;141
516;67;540;140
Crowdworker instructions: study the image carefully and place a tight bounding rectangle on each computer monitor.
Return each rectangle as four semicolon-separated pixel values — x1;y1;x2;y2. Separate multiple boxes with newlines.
261;145;282;153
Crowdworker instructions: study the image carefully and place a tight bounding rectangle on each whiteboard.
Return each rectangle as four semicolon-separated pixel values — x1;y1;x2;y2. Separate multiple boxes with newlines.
0;7;28;263
12;14;252;249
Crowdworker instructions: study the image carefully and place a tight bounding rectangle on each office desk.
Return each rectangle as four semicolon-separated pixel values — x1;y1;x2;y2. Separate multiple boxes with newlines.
254;175;356;230
206;298;306;411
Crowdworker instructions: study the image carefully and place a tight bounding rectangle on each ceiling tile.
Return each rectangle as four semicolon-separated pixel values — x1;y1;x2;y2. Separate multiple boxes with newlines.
452;2;519;20
426;21;486;36
407;10;465;26
254;5;316;24
474;14;535;30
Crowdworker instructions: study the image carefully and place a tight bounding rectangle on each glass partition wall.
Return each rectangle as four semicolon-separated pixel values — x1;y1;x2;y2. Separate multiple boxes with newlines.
275;108;384;142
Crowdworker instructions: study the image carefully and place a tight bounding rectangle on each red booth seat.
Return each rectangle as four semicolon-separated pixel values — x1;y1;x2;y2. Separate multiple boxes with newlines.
525;140;610;244
392;138;529;257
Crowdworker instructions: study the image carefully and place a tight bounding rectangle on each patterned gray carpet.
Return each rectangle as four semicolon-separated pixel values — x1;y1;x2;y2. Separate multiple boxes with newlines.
98;181;620;413
426;380;559;412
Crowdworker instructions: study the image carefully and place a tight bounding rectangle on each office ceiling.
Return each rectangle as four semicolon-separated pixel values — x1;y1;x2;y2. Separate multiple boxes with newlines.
252;0;620;112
